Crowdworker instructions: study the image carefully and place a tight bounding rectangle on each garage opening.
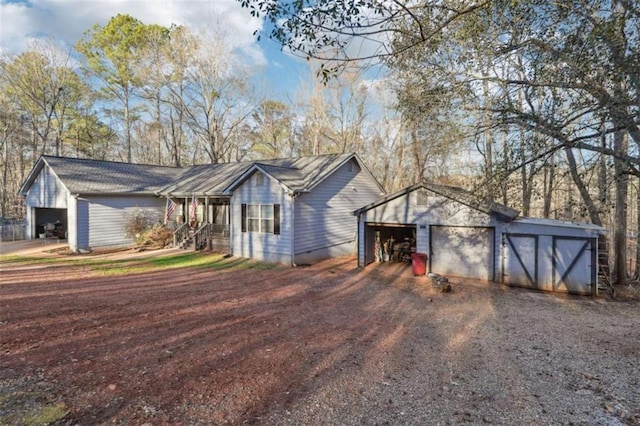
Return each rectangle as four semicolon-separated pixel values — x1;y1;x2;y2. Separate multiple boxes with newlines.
364;223;416;265
34;208;67;239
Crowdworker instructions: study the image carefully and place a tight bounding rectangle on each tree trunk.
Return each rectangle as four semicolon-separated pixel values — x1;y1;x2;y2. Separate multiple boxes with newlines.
1;124;8;218
543;154;555;218
564;147;602;226
636;175;640;279
410;126;424;182
613;129;629;285
598;125;609;212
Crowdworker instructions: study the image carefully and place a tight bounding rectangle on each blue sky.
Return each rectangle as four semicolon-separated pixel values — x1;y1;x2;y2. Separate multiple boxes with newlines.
0;0;311;100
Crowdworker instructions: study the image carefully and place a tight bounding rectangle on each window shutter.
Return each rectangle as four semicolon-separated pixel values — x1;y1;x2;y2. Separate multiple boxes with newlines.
241;204;247;233
274;204;280;235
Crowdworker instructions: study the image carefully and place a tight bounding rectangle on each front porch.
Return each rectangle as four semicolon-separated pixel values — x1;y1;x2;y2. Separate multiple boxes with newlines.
169;196;231;252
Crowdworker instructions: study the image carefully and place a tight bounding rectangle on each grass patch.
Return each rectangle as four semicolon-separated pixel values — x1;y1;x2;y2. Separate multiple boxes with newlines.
0;255;62;264
0;252;280;276
0;255;122;268
90;253;280;275
0;377;67;426
22;403;68;426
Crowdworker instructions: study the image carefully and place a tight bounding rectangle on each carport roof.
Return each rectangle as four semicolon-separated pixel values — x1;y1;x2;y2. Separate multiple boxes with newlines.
354;181;520;221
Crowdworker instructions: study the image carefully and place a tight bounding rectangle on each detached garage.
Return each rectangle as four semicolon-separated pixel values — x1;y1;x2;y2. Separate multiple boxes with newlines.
355;182;605;295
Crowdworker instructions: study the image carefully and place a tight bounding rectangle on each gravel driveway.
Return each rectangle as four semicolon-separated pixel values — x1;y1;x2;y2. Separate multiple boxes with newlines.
1;254;638;425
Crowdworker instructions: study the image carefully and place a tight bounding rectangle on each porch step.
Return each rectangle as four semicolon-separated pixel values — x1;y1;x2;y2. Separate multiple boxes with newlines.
179;236;195;250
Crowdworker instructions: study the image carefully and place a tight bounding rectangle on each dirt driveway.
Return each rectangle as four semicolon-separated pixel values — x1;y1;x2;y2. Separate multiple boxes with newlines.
1;252;639;425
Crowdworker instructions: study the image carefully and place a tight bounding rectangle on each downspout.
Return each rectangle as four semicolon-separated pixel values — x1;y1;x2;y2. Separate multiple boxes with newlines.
356;212;361;267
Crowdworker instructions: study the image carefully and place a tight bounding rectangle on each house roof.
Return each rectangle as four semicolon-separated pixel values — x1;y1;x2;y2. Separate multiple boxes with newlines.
354;181;520;221
155;162;252;197
20;152;384;199
223;152;376;195
19;156;183;196
158;152;383;197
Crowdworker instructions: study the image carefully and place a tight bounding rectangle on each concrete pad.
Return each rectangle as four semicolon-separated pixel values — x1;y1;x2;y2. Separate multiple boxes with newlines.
0;239;68;256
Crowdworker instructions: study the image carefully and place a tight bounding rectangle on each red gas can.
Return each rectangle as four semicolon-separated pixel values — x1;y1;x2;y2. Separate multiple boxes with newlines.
411;253;428;276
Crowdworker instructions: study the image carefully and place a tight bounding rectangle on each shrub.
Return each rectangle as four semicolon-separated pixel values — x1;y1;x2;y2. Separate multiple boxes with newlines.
124;209;171;248
138;223;174;248
124;209;155;239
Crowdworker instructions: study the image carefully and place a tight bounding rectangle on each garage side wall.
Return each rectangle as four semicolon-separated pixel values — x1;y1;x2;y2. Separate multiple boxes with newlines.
66;195;78;251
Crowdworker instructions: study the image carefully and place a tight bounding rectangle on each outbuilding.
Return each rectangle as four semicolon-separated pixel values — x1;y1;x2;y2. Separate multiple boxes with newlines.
354;182;604;295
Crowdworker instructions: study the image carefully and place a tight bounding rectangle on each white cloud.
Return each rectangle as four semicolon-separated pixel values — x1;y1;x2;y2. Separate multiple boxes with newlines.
0;0;265;67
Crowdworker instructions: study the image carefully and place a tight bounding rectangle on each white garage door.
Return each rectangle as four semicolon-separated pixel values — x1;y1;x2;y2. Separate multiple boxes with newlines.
430;226;494;280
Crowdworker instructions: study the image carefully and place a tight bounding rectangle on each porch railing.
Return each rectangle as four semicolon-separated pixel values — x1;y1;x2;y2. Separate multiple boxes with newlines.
194;223;230;250
172;223;189;247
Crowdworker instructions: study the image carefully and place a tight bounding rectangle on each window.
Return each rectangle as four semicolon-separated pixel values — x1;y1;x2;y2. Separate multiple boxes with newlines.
247;204;260;232
416;189;429;206
242;203;280;234
260;204;274;233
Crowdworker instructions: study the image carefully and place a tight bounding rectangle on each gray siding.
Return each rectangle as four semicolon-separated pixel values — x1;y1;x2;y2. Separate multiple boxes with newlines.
25;165;68;208
294;159;382;263
231;172;293;264
81;195;164;250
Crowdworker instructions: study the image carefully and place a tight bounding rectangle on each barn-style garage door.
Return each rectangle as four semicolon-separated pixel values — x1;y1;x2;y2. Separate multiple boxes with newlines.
553;236;596;295
502;234;539;288
430;226;494;281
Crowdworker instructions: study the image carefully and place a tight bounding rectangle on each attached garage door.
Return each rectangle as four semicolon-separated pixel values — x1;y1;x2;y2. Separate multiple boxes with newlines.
430;226;494;280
